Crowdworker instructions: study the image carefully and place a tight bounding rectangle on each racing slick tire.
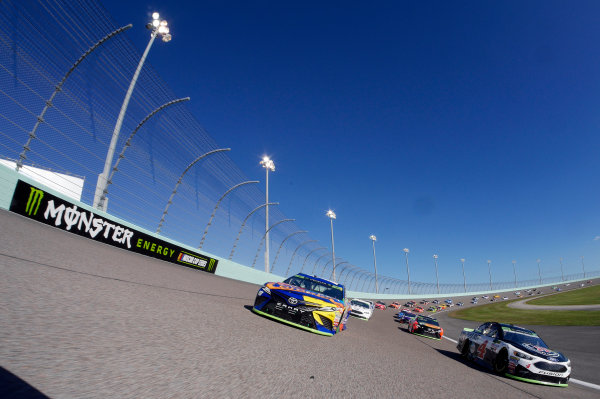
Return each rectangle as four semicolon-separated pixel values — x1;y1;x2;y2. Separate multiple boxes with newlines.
461;340;471;359
493;349;509;375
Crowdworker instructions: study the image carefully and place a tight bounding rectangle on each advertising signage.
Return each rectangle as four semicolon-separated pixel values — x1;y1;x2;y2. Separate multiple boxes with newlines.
10;180;218;273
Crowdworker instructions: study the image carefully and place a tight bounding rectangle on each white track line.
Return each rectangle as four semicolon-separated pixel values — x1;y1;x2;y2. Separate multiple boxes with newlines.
570;379;600;390
443;335;600;390
443;336;457;344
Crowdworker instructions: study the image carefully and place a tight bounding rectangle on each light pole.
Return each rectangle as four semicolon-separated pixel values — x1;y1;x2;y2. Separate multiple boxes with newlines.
94;12;172;210
403;248;411;295
581;256;586;278
512;260;517;288
487;260;492;291
433;254;440;294
460;258;466;292
327;210;337;281
260;156;275;273
370;235;378;293
537;259;542;285
559;257;565;281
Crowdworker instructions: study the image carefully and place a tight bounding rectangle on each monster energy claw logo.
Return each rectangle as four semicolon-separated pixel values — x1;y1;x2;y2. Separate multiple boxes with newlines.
26;187;44;216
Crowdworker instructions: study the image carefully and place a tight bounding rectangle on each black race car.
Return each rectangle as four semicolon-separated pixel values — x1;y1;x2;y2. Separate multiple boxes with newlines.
407;315;443;340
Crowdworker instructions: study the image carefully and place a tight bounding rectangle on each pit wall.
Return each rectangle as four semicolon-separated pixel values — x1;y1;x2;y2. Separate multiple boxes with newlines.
0;163;595;299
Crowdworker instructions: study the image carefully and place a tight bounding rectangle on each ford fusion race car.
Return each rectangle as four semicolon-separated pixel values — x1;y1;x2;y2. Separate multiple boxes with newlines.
457;322;571;386
408;315;443;340
252;273;350;336
349;298;373;320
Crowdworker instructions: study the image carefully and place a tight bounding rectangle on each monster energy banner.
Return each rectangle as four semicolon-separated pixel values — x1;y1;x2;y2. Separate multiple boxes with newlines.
10;180;218;273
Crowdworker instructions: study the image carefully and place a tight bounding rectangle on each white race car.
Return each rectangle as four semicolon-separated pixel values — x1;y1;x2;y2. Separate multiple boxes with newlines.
349;298;374;320
457;322;570;386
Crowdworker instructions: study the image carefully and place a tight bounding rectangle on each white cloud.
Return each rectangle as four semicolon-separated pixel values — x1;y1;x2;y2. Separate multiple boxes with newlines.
594;236;600;241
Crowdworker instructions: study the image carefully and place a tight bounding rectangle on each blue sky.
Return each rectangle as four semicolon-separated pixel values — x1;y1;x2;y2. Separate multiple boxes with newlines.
100;0;600;285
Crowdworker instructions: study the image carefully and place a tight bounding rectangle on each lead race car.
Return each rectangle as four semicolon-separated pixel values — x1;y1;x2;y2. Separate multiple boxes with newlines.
457;322;571;386
252;273;350;336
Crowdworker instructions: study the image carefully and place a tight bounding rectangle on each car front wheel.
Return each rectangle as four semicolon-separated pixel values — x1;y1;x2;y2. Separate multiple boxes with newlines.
493;350;508;375
461;340;471;359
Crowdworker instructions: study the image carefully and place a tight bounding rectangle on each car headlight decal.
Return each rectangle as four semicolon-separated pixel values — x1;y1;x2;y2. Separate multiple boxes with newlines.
262;286;271;295
316;306;337;312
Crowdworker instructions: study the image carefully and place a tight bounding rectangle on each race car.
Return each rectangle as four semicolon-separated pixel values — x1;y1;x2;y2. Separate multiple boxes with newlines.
457;322;571;386
349;298;373;320
414;306;424;313
427;306;437;312
375;301;387;310
389;301;402;309
252;273;350;336
408;315;443;340
399;311;417;324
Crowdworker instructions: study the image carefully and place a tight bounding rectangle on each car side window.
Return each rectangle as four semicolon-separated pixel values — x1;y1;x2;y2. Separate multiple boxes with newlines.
475;323;488;334
485;325;499;338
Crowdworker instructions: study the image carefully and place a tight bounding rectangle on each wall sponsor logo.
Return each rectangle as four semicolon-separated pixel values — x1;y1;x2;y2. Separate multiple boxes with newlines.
10;180;218;274
26;187;44;216
176;250;217;272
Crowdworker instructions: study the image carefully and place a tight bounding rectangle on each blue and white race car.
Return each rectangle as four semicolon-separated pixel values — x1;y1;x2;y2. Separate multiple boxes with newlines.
457;322;571;386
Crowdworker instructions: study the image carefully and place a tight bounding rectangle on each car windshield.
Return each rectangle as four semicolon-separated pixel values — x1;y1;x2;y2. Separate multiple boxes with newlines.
502;328;547;347
419;317;439;326
351;300;368;308
283;275;344;300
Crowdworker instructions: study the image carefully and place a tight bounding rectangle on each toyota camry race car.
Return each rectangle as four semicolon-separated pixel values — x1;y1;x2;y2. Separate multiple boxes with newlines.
457;322;571;386
408;315;443;340
252;273;350;336
349;298;373;320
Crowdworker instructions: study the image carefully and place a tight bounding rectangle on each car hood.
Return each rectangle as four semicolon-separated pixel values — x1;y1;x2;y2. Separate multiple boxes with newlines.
509;341;568;362
418;322;441;330
265;282;345;308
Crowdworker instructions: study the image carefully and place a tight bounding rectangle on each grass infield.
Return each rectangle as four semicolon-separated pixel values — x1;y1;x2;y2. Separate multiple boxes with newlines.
448;297;600;326
527;284;600;306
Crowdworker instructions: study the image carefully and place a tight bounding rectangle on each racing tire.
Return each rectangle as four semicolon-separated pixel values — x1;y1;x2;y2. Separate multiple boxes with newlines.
493;349;509;375
461;340;470;359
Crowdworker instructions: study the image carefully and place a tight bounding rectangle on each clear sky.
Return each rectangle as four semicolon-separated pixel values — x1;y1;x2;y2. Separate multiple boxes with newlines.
100;0;600;286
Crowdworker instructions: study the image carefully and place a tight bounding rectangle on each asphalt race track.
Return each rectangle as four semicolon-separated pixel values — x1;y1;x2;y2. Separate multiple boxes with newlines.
1;209;599;398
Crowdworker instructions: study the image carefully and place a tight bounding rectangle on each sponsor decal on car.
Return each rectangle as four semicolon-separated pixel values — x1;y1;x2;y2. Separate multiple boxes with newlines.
537;370;563;377
522;343;559;358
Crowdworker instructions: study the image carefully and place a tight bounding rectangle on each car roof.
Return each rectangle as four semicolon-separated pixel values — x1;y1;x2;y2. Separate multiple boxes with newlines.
295;273;344;288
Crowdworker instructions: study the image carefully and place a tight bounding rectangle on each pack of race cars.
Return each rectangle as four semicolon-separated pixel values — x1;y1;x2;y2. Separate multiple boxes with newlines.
252;274;572;387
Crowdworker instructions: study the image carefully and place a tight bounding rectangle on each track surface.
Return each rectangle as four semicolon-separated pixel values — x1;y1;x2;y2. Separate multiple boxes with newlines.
1;210;598;398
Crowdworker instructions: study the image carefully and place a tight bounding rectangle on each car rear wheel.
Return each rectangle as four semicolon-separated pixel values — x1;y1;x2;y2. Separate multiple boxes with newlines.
461;340;471;359
493;350;508;375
